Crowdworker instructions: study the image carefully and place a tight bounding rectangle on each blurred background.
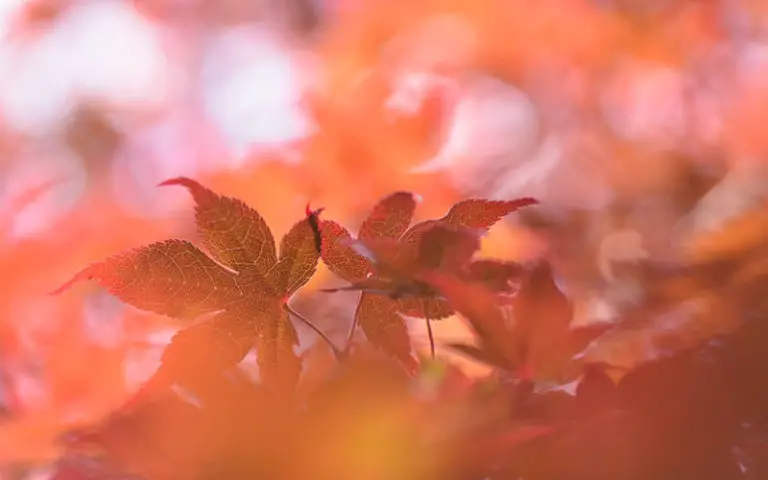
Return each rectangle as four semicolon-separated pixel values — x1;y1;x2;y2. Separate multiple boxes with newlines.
2;0;768;476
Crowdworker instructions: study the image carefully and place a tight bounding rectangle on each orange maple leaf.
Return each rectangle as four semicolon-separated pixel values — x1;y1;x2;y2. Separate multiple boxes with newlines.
320;193;536;372
52;177;322;396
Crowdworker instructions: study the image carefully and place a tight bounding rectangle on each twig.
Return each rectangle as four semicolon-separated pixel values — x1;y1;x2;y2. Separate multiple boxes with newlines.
283;303;345;362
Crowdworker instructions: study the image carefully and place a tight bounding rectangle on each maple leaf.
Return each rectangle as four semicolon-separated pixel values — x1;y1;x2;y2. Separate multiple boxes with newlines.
508;263;610;382
423;270;520;372
321;193;536;371
52;177;322;396
427;262;609;382
320;192;419;372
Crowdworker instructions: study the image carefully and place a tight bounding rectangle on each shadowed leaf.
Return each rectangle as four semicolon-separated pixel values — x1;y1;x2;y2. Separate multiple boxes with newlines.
416;223;481;271
505;262;610;381
349;237;411;280
464;260;525;293
397;296;454;319
357;293;417;374
422;271;519;371
509;262;584;381
444;342;509;370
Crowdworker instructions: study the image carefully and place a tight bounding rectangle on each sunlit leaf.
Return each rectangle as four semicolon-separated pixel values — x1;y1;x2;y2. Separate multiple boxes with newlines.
51;240;241;319
54;178;322;395
159;177;277;274
443;198;539;229
358;191;417;240
321;192;536;370
320;219;372;282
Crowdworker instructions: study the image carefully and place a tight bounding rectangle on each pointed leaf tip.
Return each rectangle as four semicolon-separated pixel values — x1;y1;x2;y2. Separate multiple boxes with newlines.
49;269;92;296
157;177;212;201
158;176;193;188
305;202;325;218
360;191;418;239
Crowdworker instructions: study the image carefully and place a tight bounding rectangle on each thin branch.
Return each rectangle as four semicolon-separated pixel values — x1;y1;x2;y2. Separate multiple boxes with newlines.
284;303;345;362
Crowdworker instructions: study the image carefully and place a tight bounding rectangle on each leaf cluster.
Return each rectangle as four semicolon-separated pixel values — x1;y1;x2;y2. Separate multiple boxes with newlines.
50;180;768;479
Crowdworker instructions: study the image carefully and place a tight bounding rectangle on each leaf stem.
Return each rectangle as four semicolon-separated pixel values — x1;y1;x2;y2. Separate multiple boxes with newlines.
420;298;436;359
283;303;345;362
425;316;436;359
343;292;364;355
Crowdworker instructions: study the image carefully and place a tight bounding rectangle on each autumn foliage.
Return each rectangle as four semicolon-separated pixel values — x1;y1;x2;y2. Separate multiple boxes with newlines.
43;179;768;479
4;0;768;479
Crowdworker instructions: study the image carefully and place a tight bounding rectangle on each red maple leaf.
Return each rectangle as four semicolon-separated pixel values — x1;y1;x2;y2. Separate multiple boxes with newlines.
428;262;611;382
53;177;322;396
320;193;537;372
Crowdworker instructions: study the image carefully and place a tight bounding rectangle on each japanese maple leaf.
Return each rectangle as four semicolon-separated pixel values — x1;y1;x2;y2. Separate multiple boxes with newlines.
321;193;536;372
429;262;611;382
52;177;322;396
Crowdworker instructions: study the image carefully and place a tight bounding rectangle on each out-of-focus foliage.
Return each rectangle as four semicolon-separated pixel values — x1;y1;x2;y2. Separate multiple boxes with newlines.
51;184;768;480
2;0;768;478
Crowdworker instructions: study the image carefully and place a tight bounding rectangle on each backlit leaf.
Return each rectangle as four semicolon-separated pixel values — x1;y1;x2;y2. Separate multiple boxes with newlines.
400;197;539;247
320;220;372;282
54;178;322;395
159;177;277;275
255;306;302;395
139;313;255;396
269;216;323;297
51;240;241;319
359;191;418;240
443;198;539;229
321;192;537;371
